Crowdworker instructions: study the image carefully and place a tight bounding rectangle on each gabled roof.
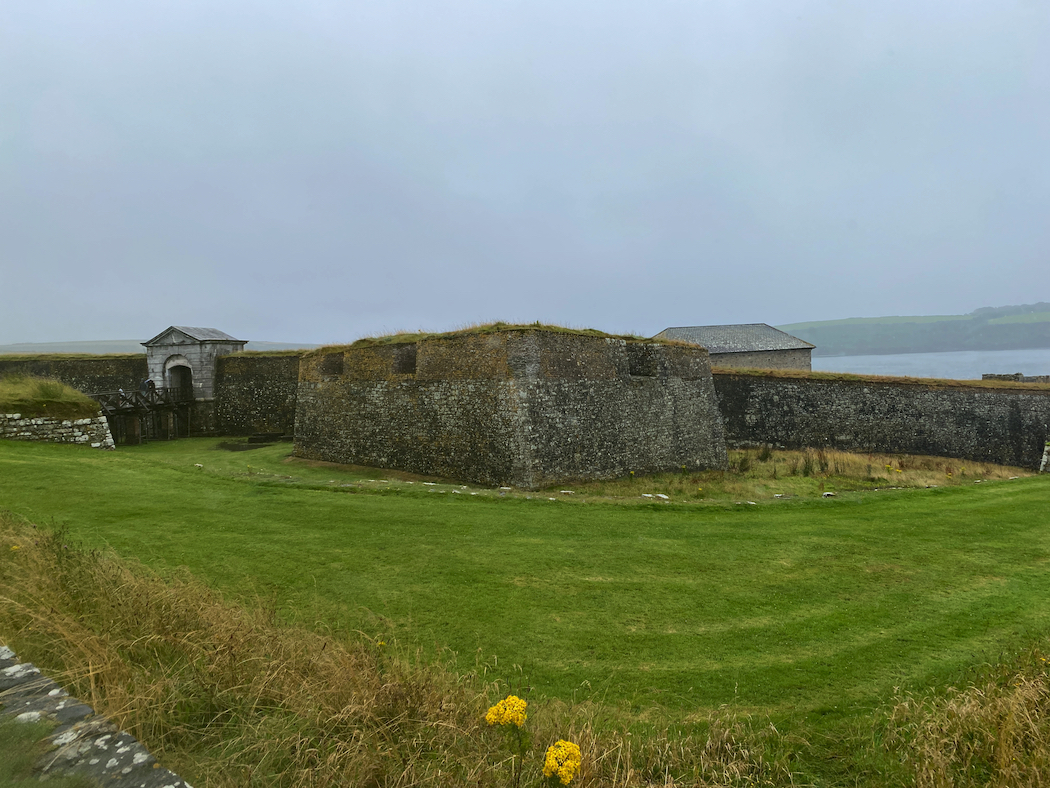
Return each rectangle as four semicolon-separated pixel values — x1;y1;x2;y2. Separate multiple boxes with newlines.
655;324;814;354
142;326;245;346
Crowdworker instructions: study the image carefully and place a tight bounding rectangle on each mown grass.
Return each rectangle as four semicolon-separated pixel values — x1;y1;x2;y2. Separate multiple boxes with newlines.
98;438;1030;506
3;439;1050;784
0;374;101;419
0;514;797;787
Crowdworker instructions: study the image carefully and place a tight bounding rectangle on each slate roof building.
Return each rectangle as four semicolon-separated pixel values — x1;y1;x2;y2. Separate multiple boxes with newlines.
655;324;814;370
143;326;247;400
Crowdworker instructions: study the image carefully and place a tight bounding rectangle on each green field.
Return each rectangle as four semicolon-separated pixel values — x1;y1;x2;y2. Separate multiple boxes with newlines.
989;311;1050;325
778;314;971;331
777;303;1050;356
2;438;1049;734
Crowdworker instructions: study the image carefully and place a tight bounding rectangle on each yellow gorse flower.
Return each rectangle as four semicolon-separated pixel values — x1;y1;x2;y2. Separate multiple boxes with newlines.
485;695;527;727
543;739;582;785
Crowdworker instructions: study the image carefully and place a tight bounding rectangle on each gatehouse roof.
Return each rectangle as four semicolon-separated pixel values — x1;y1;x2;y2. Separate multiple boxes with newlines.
143;326;245;346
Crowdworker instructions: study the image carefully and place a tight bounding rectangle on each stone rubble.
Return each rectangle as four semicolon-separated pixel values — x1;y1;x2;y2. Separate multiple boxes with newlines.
0;644;192;787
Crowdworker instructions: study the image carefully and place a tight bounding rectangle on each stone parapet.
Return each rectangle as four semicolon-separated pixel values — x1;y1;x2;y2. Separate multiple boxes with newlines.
0;644;192;786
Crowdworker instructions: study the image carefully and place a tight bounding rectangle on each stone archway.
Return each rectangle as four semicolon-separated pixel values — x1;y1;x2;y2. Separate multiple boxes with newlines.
164;355;194;401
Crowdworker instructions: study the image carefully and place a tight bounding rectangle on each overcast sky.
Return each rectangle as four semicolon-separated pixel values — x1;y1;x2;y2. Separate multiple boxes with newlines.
2;1;1048;344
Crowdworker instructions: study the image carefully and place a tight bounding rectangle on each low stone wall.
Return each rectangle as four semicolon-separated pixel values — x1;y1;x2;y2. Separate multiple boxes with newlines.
713;372;1050;468
983;373;1050;384
1;644;192;787
1;413;114;449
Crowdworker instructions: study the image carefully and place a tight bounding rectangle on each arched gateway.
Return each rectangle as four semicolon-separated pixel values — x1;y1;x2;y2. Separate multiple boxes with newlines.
142;326;247;401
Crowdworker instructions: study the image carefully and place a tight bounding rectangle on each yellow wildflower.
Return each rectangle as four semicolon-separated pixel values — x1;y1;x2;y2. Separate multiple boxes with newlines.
9;545;20;551
543;740;582;785
485;695;527;727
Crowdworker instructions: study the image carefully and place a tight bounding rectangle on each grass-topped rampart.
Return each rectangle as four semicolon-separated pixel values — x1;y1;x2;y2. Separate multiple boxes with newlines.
307;321;688;357
0;353;144;362
225;349;305;358
0;374;100;419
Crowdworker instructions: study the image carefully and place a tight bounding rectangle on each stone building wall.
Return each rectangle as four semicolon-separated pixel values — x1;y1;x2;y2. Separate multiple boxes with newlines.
145;339;245;400
0;356;147;394
214;354;301;435
294;330;728;488
713;372;1050;468
1;412;115;449
710;348;812;371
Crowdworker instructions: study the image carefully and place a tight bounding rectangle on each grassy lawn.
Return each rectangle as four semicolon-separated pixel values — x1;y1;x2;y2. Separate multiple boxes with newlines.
1;438;1048;738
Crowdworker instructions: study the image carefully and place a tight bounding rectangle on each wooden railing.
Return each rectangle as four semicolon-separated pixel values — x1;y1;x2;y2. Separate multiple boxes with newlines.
88;386;192;416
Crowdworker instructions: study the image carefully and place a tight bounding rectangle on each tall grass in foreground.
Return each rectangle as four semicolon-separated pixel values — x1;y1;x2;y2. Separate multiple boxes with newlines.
0;512;795;788
885;655;1050;788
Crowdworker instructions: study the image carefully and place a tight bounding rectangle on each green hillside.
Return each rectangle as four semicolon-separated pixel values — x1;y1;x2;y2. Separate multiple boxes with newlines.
779;303;1050;356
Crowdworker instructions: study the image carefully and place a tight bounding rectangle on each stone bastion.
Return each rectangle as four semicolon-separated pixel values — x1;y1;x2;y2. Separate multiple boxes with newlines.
293;328;729;489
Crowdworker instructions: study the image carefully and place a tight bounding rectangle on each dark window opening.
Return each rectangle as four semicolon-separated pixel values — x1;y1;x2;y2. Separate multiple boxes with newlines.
627;344;657;377
394;344;417;375
320;353;344;377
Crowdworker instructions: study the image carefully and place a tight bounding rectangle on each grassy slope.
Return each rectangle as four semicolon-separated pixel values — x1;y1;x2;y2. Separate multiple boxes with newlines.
0;375;101;419
1;441;1049;737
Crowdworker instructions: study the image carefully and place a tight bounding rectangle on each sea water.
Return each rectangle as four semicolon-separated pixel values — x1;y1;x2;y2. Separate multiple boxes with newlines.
812;348;1050;380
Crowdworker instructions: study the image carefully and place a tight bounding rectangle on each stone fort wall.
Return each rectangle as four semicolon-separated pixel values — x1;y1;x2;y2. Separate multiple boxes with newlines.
10;346;1050;474
0;353;298;437
293;330;729;488
713;371;1050;468
214;354;300;435
0;356;148;395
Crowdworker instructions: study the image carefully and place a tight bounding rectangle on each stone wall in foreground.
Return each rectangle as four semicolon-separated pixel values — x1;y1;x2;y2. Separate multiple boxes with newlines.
294;330;728;488
1;412;115;449
713;372;1050;468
